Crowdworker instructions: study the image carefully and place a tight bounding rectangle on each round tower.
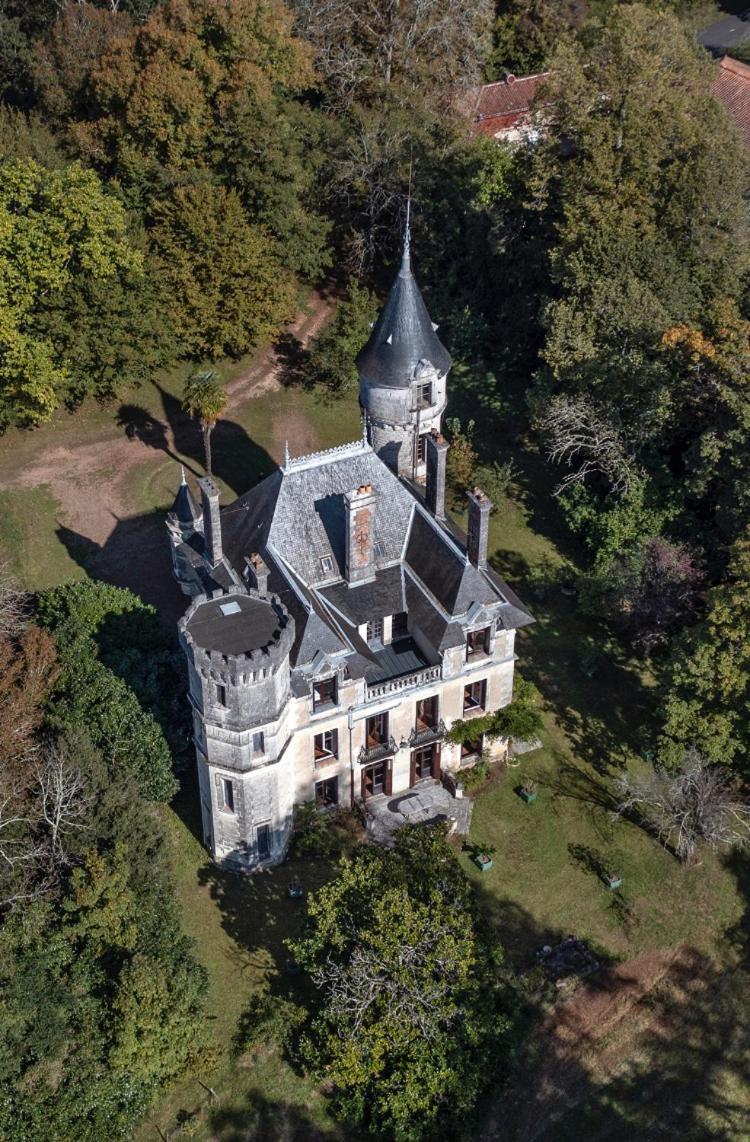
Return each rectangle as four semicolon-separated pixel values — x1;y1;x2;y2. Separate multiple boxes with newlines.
356;230;451;480
179;586;296;868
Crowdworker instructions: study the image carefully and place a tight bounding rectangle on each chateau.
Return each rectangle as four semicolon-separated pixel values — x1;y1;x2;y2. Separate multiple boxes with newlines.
166;233;533;868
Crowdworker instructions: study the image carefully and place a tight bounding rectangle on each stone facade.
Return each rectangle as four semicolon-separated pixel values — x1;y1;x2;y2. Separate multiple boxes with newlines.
167;238;533;870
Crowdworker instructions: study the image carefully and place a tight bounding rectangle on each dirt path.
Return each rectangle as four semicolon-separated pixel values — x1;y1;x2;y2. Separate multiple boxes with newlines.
0;292;337;617
484;946;712;1141
224;289;334;410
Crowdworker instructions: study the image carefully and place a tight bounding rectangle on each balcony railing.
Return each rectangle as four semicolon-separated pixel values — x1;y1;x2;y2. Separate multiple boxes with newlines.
358;735;398;765
365;664;441;701
408;719;446;748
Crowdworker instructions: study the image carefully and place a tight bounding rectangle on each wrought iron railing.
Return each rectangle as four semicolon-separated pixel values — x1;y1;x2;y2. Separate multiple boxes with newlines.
408;719;446;748
358;735;398;765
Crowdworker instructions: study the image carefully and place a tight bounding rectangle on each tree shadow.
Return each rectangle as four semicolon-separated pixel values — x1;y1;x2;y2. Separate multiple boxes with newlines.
275;331;312;389
208;1089;344;1142
152;383;276;496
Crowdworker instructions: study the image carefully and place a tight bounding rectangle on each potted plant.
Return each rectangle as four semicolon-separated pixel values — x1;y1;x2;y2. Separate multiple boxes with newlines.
603;872;622;890
518;780;538;804
287;877;304;899
470;842;496;872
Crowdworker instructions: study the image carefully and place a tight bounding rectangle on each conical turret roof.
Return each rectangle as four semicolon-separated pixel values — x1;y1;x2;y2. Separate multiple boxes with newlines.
356;241;451;389
171;466;199;525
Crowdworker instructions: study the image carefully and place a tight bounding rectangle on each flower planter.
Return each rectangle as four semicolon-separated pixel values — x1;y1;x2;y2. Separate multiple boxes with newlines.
603;874;622;891
474;854;493;872
517;787;538;804
288;879;304;899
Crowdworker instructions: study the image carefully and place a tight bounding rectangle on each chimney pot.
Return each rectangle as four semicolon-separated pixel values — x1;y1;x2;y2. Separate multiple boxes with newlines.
245;552;270;595
345;484;377;583
199;476;223;566
467;487;492;569
425;430;449;520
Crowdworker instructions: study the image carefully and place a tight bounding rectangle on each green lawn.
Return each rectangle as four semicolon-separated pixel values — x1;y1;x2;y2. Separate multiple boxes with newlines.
0;486;86;590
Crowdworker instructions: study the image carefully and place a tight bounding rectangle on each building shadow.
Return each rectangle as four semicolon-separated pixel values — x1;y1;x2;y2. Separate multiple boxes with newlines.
56;514;187;628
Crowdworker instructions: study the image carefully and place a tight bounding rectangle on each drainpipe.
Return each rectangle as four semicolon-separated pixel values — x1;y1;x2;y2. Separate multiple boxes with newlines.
348;705;356;809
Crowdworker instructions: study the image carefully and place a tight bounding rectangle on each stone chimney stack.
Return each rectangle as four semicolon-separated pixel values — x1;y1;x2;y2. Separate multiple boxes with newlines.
245;552;269;595
425;430;448;520
345;483;377;583
466;487;492;570
199;476;223;566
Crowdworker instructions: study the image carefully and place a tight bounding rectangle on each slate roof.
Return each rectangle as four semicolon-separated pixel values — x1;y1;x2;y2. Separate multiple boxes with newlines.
171;475;199;525
712;55;750;148
321;566;405;627
405;509;497;614
699;14;750;56
222;441;415;587
176;436;533;671
355;245;451;388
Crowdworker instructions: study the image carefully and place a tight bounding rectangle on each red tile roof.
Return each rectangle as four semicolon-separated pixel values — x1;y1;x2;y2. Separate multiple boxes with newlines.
712;55;750;148
471;72;549;138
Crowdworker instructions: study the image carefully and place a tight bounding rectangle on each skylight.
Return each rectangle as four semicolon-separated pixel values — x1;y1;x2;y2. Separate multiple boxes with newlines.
320;556;334;575
219;600;241;616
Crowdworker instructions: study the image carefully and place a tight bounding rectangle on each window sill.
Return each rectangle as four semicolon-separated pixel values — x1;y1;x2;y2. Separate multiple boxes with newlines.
462;705;486;718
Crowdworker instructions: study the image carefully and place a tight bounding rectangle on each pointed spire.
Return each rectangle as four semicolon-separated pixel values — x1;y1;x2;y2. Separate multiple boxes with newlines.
284;440;290;469
180;463;187;486
362;410;369;446
400;194;411;275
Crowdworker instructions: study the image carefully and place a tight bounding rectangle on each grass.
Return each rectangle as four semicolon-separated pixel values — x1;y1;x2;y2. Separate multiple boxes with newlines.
0;486;85;590
138;787;343;1142
2;347;749;1137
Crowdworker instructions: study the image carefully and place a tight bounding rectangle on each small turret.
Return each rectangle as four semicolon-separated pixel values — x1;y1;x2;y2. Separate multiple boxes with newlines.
356;219;451;478
166;466;204;595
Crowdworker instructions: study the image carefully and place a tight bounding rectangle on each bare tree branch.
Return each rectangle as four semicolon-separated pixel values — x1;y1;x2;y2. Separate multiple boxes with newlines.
538;394;640;497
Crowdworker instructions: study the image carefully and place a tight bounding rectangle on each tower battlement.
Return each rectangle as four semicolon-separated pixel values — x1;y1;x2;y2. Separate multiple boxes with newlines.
178;587;295;684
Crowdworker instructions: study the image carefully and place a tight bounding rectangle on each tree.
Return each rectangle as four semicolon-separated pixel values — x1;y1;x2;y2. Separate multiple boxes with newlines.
538;393;639;497
660;527;750;770
0;157;143;426
445;417;478;506
289;826;508;1139
152;185;296;361
182;369;227;477
446;675;544;747
291;0;493;110
37;580;179;801
614;749;750;864
581;535;702;652
303;283;377;394
531;4;750;560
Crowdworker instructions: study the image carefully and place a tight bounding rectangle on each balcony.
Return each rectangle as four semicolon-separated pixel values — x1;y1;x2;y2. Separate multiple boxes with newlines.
408;719;446;748
364;636;441;701
358;735;398;765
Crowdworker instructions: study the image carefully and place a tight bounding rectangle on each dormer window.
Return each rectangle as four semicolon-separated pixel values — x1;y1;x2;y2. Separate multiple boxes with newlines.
313;676;337;711
466;627;491;660
366;617;384;645
373;540;385;560
417;381;432;408
320;555;334;576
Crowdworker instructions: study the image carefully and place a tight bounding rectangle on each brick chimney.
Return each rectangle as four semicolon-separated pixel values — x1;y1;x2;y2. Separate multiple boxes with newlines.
466;487;492;570
345;483;377;583
425;430;448;520
245;552;269;595
199;476;223;566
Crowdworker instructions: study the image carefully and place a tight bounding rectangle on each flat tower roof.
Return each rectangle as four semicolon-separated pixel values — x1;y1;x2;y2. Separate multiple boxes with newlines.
185;594;281;655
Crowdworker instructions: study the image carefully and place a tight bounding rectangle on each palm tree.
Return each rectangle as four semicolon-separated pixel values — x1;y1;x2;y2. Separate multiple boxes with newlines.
182;369;227;476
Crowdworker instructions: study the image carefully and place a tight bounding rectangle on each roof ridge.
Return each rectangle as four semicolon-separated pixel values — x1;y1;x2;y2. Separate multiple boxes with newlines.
283;436;371;473
478;71;550;91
